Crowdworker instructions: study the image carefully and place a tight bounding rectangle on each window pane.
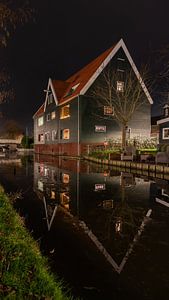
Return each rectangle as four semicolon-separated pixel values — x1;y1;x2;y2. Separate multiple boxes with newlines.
95;125;106;132
38;116;44;126
51;111;56;119
104;106;114;115
117;81;124;92
63;129;70;139
60;105;70;119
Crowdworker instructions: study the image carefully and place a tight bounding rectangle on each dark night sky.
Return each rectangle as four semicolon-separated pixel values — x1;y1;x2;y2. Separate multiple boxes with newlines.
2;0;169;133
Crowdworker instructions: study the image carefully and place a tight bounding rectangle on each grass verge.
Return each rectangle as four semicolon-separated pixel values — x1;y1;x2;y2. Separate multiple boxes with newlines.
0;186;73;300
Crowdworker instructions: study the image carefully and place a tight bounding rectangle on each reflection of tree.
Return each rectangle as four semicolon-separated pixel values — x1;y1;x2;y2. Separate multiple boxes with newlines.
86;174;147;262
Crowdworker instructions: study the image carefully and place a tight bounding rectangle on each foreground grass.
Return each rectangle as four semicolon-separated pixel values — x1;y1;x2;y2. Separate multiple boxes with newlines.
0;186;72;300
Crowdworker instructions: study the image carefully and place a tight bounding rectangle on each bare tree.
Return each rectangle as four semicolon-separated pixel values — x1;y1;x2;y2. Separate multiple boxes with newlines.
90;65;151;150
0;0;33;47
0;1;33;105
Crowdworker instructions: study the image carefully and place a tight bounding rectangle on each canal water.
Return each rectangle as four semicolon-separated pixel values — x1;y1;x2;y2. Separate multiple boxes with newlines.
1;154;169;300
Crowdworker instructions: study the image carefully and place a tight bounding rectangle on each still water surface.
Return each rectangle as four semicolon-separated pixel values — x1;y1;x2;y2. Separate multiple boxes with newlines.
1;154;169;299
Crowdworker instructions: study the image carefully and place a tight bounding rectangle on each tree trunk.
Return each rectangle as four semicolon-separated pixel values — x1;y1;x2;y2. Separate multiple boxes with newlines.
122;123;127;151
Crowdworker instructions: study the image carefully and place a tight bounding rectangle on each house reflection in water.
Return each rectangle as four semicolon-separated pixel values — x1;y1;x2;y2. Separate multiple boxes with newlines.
33;155;153;272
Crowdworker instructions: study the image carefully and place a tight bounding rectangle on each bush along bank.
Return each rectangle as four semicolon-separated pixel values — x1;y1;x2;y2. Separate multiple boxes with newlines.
0;186;73;300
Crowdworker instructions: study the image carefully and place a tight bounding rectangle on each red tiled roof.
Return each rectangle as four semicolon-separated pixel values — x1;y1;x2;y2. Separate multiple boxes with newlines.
34;44;116;117
60;45;115;103
52;80;70;100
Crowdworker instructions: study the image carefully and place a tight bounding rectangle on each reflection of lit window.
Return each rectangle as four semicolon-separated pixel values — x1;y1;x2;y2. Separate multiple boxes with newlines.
104;106;114;116
40;164;44;175
115;218;122;233
45;132;50;141
60;105;70;119
95;125;106;132
62;173;69;184
38;116;44;126
51;111;56;119
60;193;70;210
163;128;169;139
38;180;43;192
117;81;124;92
61;129;70;139
44;167;49;177
103;200;113;209
38;134;44;142
52;130;57;141
95;183;106;191
51;190;55;199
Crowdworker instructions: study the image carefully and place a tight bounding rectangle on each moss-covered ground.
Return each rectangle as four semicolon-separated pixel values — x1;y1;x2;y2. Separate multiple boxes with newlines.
0;186;73;300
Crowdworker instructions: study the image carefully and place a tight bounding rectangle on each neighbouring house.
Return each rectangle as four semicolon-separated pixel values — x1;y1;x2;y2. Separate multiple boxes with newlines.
157;104;169;150
0;134;23;151
33;39;153;156
151;116;160;143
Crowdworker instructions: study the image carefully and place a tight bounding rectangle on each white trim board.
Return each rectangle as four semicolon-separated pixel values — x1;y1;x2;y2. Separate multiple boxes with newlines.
80;39;153;105
157;117;169;125
156;197;169;208
79;209;152;274
44;78;58;111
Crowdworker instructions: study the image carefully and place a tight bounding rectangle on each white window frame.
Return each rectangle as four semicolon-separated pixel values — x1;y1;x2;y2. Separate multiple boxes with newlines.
52;130;57;141
60;105;70;119
164;108;169;117
63;129;70;139
47;113;51;121
126;127;131;139
95;125;106;133
45;131;50;141
38;116;44;127
48;93;53;105
117;81;124;92
162;128;169;140
104;106;114;116
38;133;44;142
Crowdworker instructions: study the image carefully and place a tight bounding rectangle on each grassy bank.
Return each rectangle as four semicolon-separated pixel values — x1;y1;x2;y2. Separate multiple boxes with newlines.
0;186;72;300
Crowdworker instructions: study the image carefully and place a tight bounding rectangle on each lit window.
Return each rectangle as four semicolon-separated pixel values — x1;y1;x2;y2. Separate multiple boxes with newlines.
95;125;106;132
47;113;51;121
51;111;56;119
95;183;106;191
115;217;122;233
104;106;114;116
52;130;57;141
38;116;44;126
38;180;44;192
45;132;50;141
61;129;70;139
60;193;70;210
60;105;70;119
51;190;56;199
117;81;124;92
163;128;169;139
44;167;49;177
62;173;70;184
48;93;53;104
38;134;44;142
